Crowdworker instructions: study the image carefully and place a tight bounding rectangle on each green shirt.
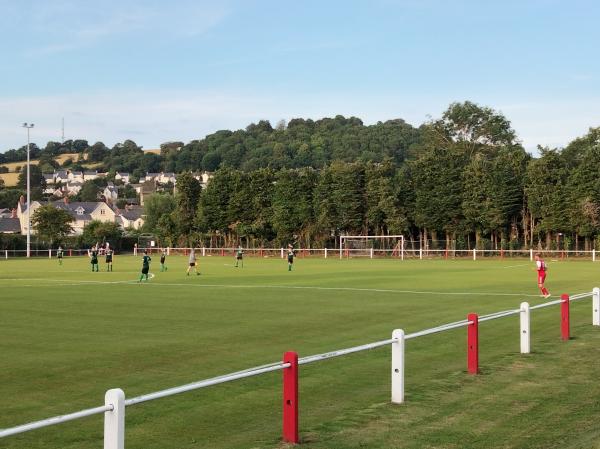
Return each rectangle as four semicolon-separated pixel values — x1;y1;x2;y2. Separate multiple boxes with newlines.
142;255;151;267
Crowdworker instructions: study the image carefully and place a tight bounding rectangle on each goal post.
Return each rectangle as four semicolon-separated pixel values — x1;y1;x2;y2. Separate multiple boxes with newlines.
339;235;404;260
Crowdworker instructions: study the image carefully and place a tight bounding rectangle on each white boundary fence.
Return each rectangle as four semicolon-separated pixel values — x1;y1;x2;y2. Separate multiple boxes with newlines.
2;287;599;447
1;247;598;261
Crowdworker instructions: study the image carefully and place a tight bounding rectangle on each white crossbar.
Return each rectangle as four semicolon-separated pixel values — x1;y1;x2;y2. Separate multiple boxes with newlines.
125;363;291;406
0;405;112;438
298;339;397;365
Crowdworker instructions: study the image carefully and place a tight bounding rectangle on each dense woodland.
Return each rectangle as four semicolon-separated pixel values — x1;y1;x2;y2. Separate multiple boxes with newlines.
2;101;600;251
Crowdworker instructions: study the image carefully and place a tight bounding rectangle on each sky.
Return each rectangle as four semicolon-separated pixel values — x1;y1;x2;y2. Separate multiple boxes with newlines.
0;0;598;153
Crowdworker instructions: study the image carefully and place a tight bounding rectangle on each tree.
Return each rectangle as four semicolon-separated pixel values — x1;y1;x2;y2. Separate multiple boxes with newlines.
143;193;176;233
81;220;122;247
78;181;100;201
17;164;46;190
175;172;202;239
0;189;25;209
411;145;466;247
31;204;74;245
430;101;517;156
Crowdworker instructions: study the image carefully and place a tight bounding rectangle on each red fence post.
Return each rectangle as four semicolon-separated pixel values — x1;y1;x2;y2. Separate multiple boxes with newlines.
283;351;299;444
561;294;570;341
467;313;479;374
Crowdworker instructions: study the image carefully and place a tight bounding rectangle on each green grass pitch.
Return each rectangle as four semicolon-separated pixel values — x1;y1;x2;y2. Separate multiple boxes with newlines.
1;255;600;449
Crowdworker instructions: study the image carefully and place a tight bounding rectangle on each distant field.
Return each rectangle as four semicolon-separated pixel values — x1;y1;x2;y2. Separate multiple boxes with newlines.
0;153;91;186
0;172;20;187
1;257;600;449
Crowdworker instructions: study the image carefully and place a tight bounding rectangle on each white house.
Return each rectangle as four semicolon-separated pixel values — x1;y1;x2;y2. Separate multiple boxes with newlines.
84;170;99;181
102;183;119;203
158;172;176;184
17;197;116;236
69;171;84;183
115;172;130;184
115;205;145;230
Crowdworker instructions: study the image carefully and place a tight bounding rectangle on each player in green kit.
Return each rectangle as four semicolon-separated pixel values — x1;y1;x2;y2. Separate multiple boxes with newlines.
160;250;167;271
89;246;99;272
287;244;295;271
105;248;113;272
57;246;64;266
235;246;243;268
139;251;151;282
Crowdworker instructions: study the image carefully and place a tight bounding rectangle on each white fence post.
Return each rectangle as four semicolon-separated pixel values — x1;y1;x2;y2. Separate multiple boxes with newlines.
104;388;125;449
419;247;422;260
48;249;52;259
473;249;476;261
281;248;284;259
5;249;8;259
167;247;170;256
520;302;530;354
370;248;374;259
529;248;533;261
324;247;328;259
391;329;405;404
202;247;206;257
593;288;600;326
593;249;596;262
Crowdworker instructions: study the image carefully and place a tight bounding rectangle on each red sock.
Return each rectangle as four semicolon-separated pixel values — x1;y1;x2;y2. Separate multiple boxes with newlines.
542;287;549;296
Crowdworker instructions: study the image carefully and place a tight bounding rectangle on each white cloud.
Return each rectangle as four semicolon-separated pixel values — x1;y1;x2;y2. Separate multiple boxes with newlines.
22;0;230;56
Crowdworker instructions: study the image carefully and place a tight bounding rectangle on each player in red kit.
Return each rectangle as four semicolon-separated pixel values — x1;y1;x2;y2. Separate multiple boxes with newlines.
535;253;550;298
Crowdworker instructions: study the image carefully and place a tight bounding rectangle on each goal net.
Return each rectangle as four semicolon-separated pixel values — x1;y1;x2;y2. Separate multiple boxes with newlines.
339;235;404;259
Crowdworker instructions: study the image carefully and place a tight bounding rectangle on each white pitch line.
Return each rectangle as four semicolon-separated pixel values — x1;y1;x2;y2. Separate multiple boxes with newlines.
0;273;155;285
501;263;530;269
0;277;545;297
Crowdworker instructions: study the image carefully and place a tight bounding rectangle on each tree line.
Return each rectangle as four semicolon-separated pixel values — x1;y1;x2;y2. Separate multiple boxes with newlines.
2;101;600;251
143;102;600;251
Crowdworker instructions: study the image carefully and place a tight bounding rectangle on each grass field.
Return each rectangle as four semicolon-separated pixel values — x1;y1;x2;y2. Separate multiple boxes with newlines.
1;256;600;449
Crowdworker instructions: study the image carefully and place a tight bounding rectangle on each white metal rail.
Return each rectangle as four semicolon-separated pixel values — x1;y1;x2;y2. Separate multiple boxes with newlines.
1;289;597;446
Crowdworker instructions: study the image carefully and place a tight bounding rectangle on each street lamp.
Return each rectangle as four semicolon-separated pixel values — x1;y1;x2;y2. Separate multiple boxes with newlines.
23;123;34;258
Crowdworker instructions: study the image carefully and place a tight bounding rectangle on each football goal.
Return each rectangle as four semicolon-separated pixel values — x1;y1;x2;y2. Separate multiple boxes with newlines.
339;235;404;259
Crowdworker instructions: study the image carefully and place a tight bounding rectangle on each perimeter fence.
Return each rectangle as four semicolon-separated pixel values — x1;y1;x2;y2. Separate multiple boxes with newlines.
2;288;599;447
1;246;598;260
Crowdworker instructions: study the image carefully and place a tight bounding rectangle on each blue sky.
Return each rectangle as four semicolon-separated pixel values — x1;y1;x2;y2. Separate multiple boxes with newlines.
0;0;598;152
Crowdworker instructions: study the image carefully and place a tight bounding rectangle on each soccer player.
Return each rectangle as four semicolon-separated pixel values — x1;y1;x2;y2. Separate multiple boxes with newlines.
89;246;99;272
105;247;113;272
57;246;64;266
287;244;295;271
187;248;200;276
535;253;550;298
160;250;168;272
235;246;244;268
139;251;151;282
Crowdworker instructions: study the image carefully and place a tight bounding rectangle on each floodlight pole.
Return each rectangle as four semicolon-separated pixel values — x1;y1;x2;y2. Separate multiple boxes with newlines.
23;123;34;258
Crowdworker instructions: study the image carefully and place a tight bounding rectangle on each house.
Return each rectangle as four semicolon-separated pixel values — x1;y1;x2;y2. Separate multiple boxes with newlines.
43;173;55;185
102;183;119;203
55;170;69;183
115;205;145;230
69;171;84;183
0;208;13;218
157;172;176;184
133;180;157;206
144;173;160;183
0;217;21;234
84;170;99;181
193;171;213;189
17;197;116;236
66;181;83;196
115;172;130;184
